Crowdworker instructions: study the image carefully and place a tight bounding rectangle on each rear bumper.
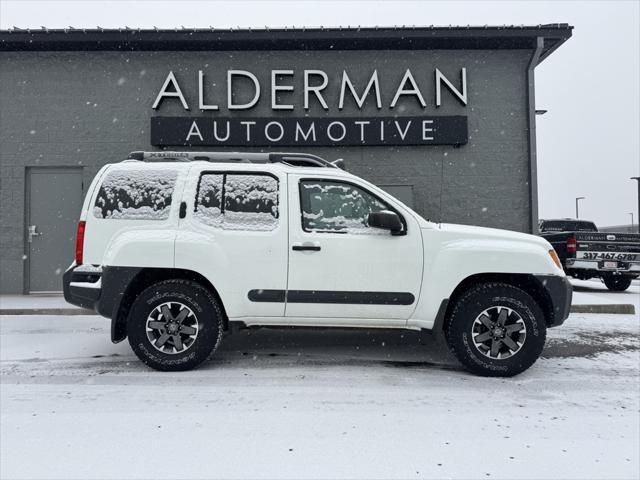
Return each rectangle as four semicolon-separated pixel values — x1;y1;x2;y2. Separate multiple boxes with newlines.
64;264;143;342
535;274;572;327
566;259;640;274
62;264;102;311
63;264;141;320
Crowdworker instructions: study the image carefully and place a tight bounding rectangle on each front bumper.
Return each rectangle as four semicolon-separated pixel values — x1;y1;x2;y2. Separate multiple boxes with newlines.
535;274;573;327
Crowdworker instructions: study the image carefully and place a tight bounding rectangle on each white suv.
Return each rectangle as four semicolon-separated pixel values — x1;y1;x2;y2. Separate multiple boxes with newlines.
63;151;571;376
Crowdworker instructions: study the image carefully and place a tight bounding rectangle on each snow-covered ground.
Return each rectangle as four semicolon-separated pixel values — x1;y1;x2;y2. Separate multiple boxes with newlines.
571;278;640;310
1;313;638;480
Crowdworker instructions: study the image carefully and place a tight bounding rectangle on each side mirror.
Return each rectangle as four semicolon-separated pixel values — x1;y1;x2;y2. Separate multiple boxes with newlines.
367;211;403;234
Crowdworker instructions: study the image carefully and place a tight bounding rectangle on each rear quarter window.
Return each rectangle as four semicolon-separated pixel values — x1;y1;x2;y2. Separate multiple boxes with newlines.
93;169;178;220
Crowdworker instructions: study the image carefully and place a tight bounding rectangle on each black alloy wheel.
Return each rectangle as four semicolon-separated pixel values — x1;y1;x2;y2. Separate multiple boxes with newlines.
445;282;547;377
127;279;224;371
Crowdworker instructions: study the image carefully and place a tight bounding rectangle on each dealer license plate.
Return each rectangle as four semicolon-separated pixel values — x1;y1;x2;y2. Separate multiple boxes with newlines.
603;261;618;269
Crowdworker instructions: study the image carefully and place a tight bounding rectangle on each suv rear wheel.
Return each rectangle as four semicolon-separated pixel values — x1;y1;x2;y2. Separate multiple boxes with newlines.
445;282;546;377
127;279;223;371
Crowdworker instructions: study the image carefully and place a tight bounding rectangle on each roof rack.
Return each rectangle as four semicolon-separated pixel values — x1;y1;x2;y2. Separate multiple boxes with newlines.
125;151;342;169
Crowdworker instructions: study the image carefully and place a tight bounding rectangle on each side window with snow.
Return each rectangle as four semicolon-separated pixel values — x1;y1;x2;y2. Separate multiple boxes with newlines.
299;179;389;233
194;173;279;231
93;170;178;220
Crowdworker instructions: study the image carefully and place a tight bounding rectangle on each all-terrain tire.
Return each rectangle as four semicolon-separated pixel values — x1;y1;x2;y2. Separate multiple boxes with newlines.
603;275;633;292
127;279;224;371
444;282;546;377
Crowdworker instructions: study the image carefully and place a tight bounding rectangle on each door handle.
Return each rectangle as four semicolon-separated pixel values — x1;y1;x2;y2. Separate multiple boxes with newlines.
28;225;42;243
292;242;321;252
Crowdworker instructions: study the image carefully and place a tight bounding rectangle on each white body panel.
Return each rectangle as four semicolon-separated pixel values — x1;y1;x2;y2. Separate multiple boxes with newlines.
79;165;109;222
79;159;564;330
285;173;423;322
174;165;289;318
410;223;562;329
84;163;188;266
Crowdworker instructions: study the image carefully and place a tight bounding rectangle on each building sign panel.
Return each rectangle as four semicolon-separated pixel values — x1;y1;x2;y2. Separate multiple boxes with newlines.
150;116;468;147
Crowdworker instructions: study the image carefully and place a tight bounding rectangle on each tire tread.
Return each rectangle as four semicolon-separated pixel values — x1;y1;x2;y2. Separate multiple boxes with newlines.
445;282;546;377
127;278;224;371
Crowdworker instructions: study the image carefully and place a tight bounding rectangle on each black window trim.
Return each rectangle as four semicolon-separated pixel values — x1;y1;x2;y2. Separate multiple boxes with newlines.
297;177;407;236
194;169;280;223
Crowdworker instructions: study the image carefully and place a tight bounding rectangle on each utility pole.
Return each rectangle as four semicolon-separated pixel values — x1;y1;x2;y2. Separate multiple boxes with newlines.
629;212;634;232
631;177;640;233
575;196;585;219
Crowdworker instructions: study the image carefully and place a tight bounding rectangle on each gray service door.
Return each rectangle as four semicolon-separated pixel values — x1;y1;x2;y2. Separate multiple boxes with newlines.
26;168;83;292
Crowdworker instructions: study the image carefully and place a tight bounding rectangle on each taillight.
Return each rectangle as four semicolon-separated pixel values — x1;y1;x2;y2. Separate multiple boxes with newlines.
566;235;576;254
75;221;86;264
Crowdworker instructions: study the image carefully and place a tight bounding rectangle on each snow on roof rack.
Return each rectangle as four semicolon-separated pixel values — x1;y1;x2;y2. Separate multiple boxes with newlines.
125;151;339;168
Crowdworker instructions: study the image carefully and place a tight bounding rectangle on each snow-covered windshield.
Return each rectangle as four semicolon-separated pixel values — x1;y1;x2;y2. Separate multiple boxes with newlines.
194;173;278;231
93;169;178;220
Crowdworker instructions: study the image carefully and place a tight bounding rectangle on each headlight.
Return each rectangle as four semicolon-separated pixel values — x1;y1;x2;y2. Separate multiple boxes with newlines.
549;249;562;269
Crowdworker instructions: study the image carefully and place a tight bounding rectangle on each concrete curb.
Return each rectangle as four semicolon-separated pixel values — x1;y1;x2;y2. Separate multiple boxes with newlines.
570;304;636;315
0;308;96;316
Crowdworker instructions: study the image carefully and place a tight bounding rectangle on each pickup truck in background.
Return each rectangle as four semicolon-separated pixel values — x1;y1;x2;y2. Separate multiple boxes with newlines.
539;219;640;291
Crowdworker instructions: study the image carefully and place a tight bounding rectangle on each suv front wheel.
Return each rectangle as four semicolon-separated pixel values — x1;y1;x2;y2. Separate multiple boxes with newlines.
445;282;547;377
127;279;224;371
